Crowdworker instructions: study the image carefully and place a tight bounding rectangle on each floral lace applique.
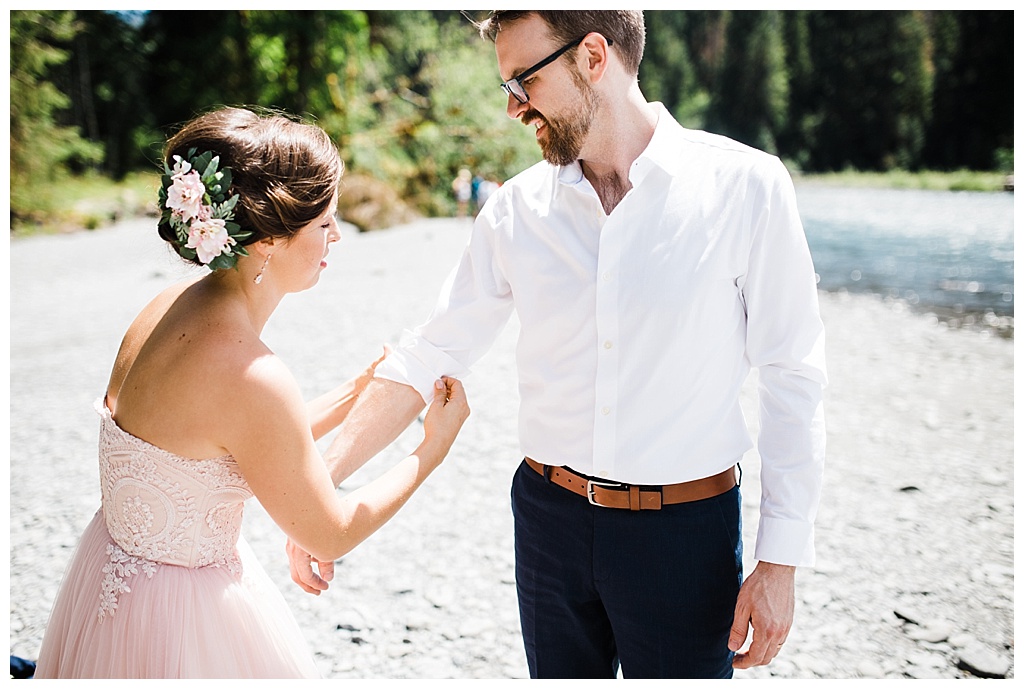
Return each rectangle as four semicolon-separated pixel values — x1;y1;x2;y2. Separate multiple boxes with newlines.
98;543;158;622
120;495;155;544
201;500;245;577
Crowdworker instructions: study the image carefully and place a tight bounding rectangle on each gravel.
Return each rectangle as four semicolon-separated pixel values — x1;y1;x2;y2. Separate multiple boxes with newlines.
9;216;1014;679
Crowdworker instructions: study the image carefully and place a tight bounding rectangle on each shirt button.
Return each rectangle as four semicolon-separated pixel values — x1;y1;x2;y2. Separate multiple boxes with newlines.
602;272;612;282
601;407;611;416
604;341;613;349
599;471;609;478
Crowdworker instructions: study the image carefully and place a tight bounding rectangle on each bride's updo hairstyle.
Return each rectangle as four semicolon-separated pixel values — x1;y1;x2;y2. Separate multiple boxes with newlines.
159;107;343;266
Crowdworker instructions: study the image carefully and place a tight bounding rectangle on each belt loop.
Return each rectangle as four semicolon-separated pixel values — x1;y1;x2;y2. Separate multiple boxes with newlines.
543;463;552;483
736;463;742;488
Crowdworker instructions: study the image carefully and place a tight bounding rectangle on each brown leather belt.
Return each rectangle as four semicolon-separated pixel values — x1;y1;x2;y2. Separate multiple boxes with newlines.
525;457;737;511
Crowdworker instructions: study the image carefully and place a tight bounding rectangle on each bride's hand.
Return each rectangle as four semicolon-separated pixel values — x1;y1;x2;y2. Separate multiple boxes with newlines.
421;377;470;462
287;537;334;595
354;344;392;393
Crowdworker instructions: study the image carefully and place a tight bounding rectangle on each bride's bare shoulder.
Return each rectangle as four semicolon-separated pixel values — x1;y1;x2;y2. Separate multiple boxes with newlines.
106;276;204;400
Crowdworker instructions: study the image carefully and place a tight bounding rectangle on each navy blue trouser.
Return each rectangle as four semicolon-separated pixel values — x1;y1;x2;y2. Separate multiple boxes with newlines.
511;459;743;679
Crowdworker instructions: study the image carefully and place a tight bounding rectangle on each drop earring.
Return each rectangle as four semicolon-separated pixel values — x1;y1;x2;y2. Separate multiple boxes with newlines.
254;254;271;284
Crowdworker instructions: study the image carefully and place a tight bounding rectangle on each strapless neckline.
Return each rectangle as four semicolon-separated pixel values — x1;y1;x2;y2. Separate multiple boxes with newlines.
97;398;233;464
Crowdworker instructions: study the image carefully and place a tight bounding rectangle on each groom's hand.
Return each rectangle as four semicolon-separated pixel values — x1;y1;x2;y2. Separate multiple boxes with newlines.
287;537;335;595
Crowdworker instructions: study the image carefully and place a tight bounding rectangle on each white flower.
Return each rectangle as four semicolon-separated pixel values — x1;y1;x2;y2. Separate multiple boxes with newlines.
171;155;192;176
186;217;236;264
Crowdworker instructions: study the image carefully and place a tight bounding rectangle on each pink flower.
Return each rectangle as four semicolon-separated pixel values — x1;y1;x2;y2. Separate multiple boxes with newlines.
186;217;235;264
167;168;206;222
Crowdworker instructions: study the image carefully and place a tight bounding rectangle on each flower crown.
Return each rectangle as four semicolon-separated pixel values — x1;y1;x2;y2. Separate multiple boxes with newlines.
158;148;251;269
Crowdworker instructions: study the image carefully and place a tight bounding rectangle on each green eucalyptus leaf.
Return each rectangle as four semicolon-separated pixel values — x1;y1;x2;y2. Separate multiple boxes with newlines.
193;150;211;170
202;156;220;180
208;254;235;271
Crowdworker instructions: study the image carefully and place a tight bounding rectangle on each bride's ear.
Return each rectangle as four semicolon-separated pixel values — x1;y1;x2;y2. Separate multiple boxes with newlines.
250;237;277;260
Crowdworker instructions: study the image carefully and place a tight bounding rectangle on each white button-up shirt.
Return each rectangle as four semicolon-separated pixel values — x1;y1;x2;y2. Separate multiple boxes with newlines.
376;102;827;567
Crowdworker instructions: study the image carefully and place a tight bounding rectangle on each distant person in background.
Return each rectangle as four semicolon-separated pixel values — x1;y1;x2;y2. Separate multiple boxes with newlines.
452;167;473;217
289;10;826;679
32;106;469;679
474;177;500;215
470;172;484;215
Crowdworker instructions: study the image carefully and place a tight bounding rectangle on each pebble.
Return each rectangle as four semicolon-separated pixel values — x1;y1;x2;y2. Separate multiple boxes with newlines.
856;660;886;678
904;621;953;643
957;646;1012;679
9;218;1014;679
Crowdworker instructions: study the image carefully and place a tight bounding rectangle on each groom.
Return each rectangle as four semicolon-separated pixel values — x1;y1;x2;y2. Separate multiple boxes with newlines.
291;10;826;678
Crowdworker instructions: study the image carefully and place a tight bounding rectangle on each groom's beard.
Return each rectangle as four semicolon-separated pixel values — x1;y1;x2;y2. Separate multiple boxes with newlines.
524;73;599;167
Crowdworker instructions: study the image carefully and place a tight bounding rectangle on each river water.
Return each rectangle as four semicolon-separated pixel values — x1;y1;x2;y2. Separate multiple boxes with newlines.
795;185;1014;333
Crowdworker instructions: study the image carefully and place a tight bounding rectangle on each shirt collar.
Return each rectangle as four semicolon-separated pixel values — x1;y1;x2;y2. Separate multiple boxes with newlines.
632;102;681;179
555;101;680;189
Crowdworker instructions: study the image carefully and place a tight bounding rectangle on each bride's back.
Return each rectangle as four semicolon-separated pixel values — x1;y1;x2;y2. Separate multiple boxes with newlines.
106;276;268;460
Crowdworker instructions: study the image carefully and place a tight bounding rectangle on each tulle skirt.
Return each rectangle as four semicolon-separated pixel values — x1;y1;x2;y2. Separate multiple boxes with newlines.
34;511;321;678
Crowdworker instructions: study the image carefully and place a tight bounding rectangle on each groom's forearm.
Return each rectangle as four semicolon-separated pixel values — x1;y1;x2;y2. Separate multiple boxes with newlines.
322;377;426;486
307;376;361;442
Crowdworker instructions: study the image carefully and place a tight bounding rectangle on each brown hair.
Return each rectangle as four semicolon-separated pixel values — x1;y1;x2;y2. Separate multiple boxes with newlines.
159;107;343;265
476;10;646;77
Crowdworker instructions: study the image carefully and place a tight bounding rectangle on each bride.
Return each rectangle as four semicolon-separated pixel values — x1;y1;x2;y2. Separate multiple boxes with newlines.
33;106;470;678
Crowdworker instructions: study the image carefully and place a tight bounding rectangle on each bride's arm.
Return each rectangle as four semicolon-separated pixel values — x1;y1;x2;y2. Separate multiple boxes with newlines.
224;353;468;564
306;347;388;441
289;375;430;594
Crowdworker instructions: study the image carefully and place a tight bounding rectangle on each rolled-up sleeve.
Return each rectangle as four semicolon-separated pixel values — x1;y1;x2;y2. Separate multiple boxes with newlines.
375;203;516;404
741;157;828;568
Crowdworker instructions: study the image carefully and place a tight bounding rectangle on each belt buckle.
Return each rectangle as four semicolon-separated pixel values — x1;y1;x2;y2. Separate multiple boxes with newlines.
586;479;622;507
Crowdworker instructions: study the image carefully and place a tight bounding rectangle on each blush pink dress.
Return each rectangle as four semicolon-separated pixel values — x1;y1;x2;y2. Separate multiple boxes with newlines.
34;400;321;678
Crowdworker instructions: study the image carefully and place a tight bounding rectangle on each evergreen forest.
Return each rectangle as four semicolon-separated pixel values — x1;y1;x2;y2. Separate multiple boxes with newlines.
10;10;1015;231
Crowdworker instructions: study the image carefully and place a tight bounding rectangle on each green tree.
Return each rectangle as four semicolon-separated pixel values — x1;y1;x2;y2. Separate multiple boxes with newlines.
326;10;536;217
69;11;154;177
638;11;709;128
778;10;818;170
802;11;933;171
10;10;103;219
923;10;1014;170
707;10;789;154
141;10;261;131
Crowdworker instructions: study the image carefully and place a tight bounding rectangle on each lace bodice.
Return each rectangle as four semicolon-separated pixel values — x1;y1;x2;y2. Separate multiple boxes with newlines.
94;399;253;619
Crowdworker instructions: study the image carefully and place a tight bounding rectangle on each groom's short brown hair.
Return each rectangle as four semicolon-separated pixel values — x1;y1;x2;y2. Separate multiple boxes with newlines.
476;10;646;77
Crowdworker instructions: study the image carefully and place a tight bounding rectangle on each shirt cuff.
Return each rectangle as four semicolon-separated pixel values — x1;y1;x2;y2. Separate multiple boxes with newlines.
373;329;471;405
753;516;815;568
